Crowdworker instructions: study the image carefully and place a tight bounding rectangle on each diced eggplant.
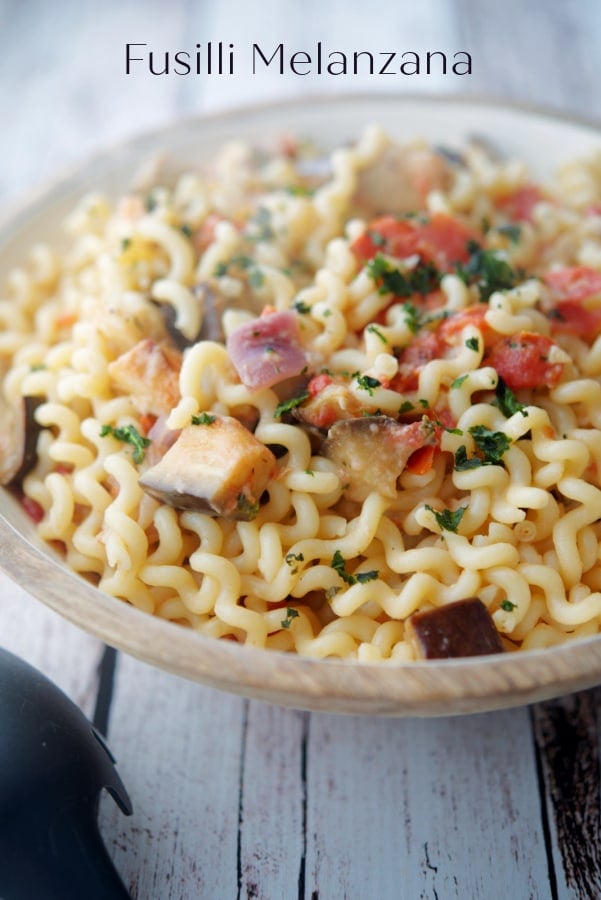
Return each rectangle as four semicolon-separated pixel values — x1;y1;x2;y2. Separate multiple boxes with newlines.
156;282;229;350
0;396;42;487
406;598;504;660
354;144;453;216
323;415;437;502
108;339;181;417
292;380;365;431
139;415;275;520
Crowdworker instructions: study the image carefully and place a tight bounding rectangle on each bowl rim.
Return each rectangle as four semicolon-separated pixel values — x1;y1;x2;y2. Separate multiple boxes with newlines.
2;92;601;716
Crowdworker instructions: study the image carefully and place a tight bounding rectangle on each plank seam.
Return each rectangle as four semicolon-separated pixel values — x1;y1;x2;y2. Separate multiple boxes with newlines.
529;706;559;900
236;698;250;900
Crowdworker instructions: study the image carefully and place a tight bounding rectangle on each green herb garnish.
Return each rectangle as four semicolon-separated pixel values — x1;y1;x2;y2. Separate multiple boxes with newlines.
99;424;151;464
330;550;378;586
191;412;216;426
425;504;466;533
285;552;305;574
456;240;520;302
465;336;480;352
273;391;310;419
281;607;300;628
366;324;388;343
356;374;381;395
469;425;511;465
497;224;522;244
500;599;517;612
451;374;469;389
294;300;312;314
495;377;528;418
367;254;440;299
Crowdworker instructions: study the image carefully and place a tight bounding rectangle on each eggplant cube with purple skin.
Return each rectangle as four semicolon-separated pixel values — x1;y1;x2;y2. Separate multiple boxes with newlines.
406;598;504;659
139;415;275;520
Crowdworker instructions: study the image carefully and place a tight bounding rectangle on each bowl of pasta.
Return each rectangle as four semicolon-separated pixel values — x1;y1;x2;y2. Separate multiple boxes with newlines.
2;94;601;715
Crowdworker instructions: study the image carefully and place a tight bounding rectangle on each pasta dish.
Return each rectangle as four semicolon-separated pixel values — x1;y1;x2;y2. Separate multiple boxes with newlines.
2;125;601;661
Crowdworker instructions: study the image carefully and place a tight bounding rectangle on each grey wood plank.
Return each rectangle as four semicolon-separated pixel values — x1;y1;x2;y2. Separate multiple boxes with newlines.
532;690;601;900
98;651;246;899
0;570;105;716
305;708;551;899
455;0;600;118
238;703;307;899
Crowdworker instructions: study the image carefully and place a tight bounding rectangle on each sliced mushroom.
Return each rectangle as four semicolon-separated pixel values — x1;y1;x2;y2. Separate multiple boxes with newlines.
323;415;437;502
406;598;504;659
0;396;42;487
139;415;275;520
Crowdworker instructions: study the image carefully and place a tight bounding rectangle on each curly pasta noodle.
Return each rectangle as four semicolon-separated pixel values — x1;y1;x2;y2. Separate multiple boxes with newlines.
3;126;601;661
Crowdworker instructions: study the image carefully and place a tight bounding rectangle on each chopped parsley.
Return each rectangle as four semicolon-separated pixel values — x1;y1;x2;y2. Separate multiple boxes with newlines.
425;504;466;533
330;550;378;586
402;302;421;334
99;424;151;464
399;400;415;414
495;377;528;418
285;551;305;573
356;374;381;395
294;299;312;314
246;206;275;243
273;390;310;419
455;427;511;470
465;336;480;352
144;192;158;212
470;425;511;464
120;237;132;252
500;599;517;612
213;255;263;288
281;607;300;628
284;185;314;197
456;240;520;302
367;254;440;299
180;223;193;238
496;224;522;244
191;412;216;426
451;374;469;389
366;324;388;343
236;494;259;520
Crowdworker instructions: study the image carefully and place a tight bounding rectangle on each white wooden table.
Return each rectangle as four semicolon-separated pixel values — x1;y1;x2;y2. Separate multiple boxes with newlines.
1;2;601;896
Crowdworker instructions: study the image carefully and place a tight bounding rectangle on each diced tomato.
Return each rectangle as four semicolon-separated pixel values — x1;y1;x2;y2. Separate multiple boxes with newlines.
416;214;476;269
139;413;157;436
307;373;332;397
390;332;444;393
484;332;564;390
21;495;44;523
53;463;73;476
497;185;543;222
548;300;601;341
351;213;477;271
405;444;436;475
437;305;501;349
544;266;601;302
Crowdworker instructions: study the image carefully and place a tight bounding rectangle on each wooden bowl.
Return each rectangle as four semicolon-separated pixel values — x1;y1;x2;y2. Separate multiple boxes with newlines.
2;95;601;716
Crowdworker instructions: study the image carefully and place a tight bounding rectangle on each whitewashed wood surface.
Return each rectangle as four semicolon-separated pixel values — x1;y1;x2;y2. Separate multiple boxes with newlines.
1;2;600;897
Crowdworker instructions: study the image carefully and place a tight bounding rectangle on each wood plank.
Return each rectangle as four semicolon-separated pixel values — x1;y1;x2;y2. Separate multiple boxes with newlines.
455;0;599;118
98;651;246;899
0;570;105;716
532;689;601;899
304;708;550;899
238;703;306;899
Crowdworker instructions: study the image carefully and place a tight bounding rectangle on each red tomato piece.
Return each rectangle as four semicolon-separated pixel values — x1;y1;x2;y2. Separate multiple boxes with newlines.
390;332;444;393
351;213;477;271
497;185;543;222
405;444;436;475
549;300;601;341
544;266;601;303
484;332;564;390
21;495;44;523
307;373;332;396
437;305;500;348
